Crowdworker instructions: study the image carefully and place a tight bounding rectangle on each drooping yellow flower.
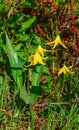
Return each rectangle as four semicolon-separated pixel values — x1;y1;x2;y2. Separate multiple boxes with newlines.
58;65;73;76
27;52;46;66
27;45;48;66
37;45;46;56
47;35;67;49
32;52;45;65
37;45;50;56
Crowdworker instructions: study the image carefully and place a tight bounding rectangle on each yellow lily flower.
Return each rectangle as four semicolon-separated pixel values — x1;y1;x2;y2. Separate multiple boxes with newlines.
47;35;67;49
27;45;48;66
58;65;73;76
37;45;47;56
37;45;50;56
32;52;45;65
27;52;46;66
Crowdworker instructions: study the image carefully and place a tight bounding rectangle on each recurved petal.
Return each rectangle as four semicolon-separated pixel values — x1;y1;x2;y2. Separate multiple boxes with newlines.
59;41;67;49
68;65;73;69
46;41;54;45
38;45;46;56
52;42;59;49
64;66;69;72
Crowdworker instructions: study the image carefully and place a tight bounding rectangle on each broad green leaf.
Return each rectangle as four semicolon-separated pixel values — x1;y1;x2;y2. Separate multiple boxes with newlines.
30;86;43;94
20;16;37;32
5;31;19;66
42;66;52;93
4;32;24;67
32;65;52;93
32;64;44;87
11;68;22;87
4;32;23;85
20;86;37;105
43;66;51;75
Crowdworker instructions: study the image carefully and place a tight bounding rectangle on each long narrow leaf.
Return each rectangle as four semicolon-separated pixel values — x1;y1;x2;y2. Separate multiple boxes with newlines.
5;31;19;66
20;86;37;105
5;32;22;85
32;64;44;87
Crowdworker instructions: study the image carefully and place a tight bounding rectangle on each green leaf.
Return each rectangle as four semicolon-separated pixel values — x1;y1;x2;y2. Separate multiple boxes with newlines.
16;34;30;42
20;16;37;32
30;86;43;94
32;35;42;45
32;65;52;93
32;64;44;87
20;86;37;105
43;66;51;75
5;31;19;66
14;43;22;51
0;3;4;11
4;32;23;85
42;66;52;93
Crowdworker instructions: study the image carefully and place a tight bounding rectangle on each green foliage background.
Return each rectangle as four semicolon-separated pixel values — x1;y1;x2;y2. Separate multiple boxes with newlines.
0;0;79;129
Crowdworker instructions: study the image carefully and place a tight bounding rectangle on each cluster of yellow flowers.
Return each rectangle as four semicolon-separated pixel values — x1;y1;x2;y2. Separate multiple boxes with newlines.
28;45;47;66
27;35;73;76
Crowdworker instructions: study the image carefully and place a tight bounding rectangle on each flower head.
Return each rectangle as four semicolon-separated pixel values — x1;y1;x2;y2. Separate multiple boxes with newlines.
58;65;73;76
47;35;67;49
32;52;46;65
27;45;47;66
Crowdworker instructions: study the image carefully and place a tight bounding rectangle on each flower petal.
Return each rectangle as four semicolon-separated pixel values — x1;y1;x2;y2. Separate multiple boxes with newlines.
47;41;54;45
59;41;67;49
58;68;65;76
38;45;46;56
52;42;59;49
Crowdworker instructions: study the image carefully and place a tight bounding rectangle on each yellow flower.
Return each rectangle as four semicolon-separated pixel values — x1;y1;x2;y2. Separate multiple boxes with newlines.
27;45;48;66
47;35;67;49
37;45;47;56
27;52;46;66
58;65;73;76
32;52;45;65
37;45;50;56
